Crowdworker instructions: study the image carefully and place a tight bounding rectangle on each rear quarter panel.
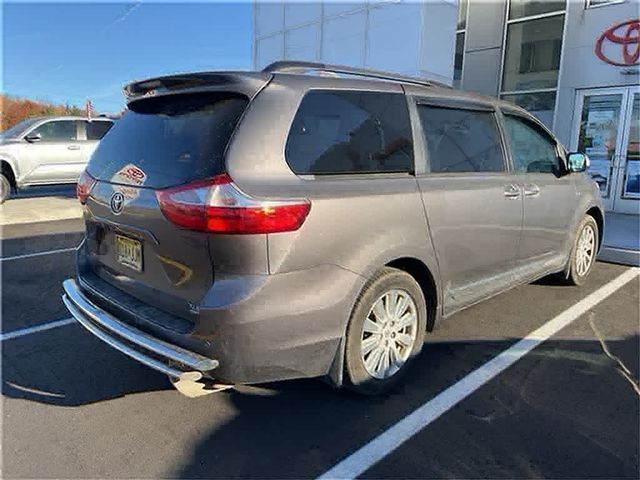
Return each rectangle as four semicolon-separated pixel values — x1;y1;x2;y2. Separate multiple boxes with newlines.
224;74;441;306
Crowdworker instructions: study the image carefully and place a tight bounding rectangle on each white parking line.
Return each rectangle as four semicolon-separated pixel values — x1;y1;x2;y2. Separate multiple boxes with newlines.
318;267;640;480
1;318;75;342
0;247;78;262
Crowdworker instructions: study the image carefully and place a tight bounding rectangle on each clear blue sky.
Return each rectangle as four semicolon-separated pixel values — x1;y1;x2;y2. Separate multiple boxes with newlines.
2;1;253;113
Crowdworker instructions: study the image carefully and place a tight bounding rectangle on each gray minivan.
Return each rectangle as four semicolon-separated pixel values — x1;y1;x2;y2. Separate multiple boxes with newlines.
62;62;603;396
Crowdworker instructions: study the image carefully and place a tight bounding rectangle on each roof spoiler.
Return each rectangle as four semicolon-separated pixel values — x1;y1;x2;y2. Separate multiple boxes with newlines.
123;71;271;103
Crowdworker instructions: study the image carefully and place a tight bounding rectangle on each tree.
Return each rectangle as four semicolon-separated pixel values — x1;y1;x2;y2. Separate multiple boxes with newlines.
0;95;88;131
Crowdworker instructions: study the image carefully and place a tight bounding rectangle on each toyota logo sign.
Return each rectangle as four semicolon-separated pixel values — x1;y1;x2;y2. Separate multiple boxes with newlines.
595;19;640;67
110;192;125;215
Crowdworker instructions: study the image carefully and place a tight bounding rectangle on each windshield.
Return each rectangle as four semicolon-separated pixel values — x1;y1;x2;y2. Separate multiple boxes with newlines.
1;117;43;138
87;92;248;189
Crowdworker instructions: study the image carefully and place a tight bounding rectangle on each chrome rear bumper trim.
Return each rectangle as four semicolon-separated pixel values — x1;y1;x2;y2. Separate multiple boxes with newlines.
62;279;218;377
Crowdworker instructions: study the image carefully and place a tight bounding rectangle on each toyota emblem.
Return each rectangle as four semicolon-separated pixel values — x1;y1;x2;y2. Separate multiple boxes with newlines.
110;192;125;215
595;19;640;67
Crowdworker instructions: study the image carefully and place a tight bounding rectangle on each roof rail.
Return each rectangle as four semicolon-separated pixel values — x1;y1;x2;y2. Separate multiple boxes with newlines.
263;61;451;89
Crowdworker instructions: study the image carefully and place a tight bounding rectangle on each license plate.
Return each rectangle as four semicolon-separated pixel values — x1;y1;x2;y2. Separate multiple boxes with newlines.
115;235;143;272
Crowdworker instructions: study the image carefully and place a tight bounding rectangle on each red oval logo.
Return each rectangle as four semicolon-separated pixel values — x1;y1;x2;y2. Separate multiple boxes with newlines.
595;19;640;67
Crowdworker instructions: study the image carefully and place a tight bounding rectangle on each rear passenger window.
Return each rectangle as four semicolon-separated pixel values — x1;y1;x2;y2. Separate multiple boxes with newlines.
503;114;560;174
285;91;413;175
418;106;505;173
86;120;114;140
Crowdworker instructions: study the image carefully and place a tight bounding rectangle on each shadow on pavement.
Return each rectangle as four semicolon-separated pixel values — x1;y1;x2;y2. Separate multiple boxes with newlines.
2;325;638;478
2;325;173;405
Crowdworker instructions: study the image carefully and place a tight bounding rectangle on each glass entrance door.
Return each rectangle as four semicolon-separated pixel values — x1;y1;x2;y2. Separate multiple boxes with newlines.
573;86;640;214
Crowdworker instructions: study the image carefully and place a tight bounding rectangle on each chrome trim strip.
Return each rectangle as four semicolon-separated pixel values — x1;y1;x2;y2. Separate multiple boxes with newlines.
62;279;218;373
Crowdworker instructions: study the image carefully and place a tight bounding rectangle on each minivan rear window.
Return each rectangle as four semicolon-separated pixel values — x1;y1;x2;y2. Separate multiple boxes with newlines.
286;91;414;175
87;92;248;189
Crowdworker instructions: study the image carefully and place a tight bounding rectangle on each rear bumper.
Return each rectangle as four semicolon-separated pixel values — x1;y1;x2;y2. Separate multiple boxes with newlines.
62;278;219;379
66;260;365;385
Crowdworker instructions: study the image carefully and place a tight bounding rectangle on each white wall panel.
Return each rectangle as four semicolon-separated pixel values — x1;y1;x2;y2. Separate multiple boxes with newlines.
255;3;284;37
321;11;366;66
256;34;283;69
285;24;320;61
284;3;321;28
323;2;365;18
366;4;423;74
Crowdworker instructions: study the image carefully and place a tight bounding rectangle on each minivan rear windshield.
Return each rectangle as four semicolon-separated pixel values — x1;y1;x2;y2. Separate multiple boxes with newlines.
87;92;248;189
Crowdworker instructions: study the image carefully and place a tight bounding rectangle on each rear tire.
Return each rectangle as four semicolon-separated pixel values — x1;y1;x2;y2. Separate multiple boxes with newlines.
565;215;599;286
344;267;426;395
0;173;10;204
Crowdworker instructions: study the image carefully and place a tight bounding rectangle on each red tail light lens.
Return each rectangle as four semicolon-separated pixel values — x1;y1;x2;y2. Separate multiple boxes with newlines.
156;174;311;234
77;170;97;204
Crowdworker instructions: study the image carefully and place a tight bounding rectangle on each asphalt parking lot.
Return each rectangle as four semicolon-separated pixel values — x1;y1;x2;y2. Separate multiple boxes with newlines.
2;207;639;478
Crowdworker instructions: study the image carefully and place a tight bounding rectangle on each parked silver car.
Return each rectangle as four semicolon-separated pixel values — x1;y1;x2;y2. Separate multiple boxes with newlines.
62;62;603;396
0;116;114;202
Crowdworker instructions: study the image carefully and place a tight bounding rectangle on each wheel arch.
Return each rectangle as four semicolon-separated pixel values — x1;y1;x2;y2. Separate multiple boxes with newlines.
585;206;604;252
326;255;441;388
1;159;17;190
385;257;439;332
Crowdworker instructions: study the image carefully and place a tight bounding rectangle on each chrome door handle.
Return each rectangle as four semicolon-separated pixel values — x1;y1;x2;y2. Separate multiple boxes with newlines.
503;184;520;198
67;145;80;150
524;184;540;197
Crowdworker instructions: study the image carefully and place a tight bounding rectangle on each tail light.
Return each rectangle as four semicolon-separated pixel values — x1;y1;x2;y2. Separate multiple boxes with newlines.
156;174;311;234
77;170;97;204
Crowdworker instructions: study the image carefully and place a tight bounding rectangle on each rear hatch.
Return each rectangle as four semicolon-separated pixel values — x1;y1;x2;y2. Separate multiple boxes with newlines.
81;80;263;328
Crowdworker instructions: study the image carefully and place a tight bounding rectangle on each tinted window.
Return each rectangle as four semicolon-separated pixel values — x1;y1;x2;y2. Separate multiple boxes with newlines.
418;106;505;173
285;91;413;175
87;93;248;189
86;120;114;140
503;114;560;174
32;120;78;141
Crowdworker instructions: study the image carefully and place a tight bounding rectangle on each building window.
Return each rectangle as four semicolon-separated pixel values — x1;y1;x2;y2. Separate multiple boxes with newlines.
509;0;565;19
453;0;468;89
457;0;468;30
585;0;625;8
454;32;465;87
502;15;564;91
500;0;566;128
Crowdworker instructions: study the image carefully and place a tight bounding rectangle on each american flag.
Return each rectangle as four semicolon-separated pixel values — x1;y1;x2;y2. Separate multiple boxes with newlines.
85;100;95;120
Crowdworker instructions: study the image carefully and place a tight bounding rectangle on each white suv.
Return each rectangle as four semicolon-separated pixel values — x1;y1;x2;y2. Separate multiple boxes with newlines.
0;116;114;202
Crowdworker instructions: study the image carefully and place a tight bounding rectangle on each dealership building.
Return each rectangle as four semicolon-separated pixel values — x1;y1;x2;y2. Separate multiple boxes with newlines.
253;1;638;231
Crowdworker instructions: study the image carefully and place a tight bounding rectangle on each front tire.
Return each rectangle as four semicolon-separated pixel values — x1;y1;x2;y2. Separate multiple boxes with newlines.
566;215;599;286
0;173;10;204
344;267;427;395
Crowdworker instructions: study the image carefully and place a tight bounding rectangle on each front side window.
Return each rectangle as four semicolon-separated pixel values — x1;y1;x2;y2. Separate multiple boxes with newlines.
285;91;414;175
418;106;505;173
31;120;78;141
503;114;560;174
86;120;114;140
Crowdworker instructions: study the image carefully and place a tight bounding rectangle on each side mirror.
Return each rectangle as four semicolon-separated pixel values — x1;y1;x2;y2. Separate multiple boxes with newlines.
24;132;42;143
568;152;590;173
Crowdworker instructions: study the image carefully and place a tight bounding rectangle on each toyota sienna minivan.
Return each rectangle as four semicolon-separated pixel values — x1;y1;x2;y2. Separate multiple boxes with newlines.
62;61;603;396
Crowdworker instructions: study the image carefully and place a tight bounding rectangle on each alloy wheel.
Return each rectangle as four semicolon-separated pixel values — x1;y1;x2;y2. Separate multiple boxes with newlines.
576;224;596;277
360;289;418;380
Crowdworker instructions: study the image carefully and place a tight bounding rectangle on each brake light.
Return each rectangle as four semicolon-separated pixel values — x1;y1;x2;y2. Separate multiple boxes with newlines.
77;170;97;204
156;174;311;234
